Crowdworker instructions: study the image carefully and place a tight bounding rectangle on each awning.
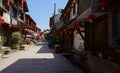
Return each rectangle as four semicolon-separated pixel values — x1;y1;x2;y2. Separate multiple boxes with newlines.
76;7;110;22
23;35;34;38
77;7;92;21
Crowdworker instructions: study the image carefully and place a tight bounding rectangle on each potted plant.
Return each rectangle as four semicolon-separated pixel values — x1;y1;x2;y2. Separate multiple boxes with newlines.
55;44;62;53
0;36;7;57
11;32;20;50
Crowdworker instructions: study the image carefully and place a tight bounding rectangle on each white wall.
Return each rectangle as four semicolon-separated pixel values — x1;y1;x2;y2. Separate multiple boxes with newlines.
3;12;10;24
73;31;84;52
54;14;61;24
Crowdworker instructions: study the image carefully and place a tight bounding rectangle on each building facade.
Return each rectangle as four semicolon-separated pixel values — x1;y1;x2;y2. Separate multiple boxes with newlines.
0;0;41;47
58;0;120;66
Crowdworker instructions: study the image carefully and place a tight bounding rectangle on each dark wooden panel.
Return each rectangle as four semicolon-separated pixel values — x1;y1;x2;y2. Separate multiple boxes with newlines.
93;15;108;52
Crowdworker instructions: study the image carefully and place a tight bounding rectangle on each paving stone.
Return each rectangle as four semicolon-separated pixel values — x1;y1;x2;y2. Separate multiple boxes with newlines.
0;43;84;73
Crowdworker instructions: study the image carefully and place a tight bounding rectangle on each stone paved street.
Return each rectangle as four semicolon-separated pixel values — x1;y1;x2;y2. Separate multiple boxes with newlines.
0;43;84;73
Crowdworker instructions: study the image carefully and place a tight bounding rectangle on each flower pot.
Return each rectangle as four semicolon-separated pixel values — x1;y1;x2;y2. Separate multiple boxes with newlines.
55;45;62;53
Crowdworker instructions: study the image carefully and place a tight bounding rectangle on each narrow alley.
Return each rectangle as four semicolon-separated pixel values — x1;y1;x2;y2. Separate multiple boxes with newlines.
0;0;120;73
0;43;84;73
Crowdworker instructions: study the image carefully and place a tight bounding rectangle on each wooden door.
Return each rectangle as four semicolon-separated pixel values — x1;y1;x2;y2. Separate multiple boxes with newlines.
93;15;108;52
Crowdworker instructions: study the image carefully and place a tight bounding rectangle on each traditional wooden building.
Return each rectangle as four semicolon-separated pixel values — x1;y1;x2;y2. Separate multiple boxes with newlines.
49;16;54;30
22;14;37;39
0;0;40;46
0;0;12;46
60;0;120;65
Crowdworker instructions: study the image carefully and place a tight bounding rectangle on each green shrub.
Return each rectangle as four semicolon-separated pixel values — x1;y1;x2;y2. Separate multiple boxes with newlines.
0;36;6;55
26;38;33;45
11;32;21;49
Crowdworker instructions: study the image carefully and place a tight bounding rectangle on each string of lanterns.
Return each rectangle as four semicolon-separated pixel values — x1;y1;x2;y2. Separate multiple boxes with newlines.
63;0;76;18
59;0;107;36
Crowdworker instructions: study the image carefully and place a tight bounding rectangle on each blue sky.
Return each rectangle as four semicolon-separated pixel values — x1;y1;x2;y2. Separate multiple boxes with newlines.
26;0;68;31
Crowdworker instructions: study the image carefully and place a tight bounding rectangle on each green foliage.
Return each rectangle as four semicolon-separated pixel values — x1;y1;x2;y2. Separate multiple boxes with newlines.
1;36;6;45
48;31;59;44
0;36;6;52
12;32;20;40
26;38;33;44
11;32;21;49
36;37;40;42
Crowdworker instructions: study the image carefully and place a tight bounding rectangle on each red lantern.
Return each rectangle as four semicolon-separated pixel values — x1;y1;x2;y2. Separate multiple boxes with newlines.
88;13;95;23
6;0;10;6
70;3;74;7
99;1;106;11
76;22;80;28
0;18;4;24
8;24;12;28
24;28;27;31
71;0;76;7
66;8;70;13
20;0;24;10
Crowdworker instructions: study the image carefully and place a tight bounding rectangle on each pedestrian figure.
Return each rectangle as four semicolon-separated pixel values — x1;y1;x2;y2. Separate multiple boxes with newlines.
48;39;52;49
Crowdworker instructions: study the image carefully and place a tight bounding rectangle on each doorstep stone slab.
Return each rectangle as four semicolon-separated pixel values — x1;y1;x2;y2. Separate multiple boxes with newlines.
2;46;11;51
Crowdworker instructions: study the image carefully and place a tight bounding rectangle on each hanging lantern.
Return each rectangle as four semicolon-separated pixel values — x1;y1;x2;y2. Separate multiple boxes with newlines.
74;28;79;34
66;8;70;13
20;0;24;10
98;1;106;11
70;3;74;7
6;0;10;6
0;18;4;24
71;0;76;7
88;13;95;23
76;22;80;28
25;28;27;31
8;24;12;28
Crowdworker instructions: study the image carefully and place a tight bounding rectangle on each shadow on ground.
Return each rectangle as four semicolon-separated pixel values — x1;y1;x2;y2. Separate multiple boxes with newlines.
37;44;54;53
35;42;46;46
0;56;84;73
